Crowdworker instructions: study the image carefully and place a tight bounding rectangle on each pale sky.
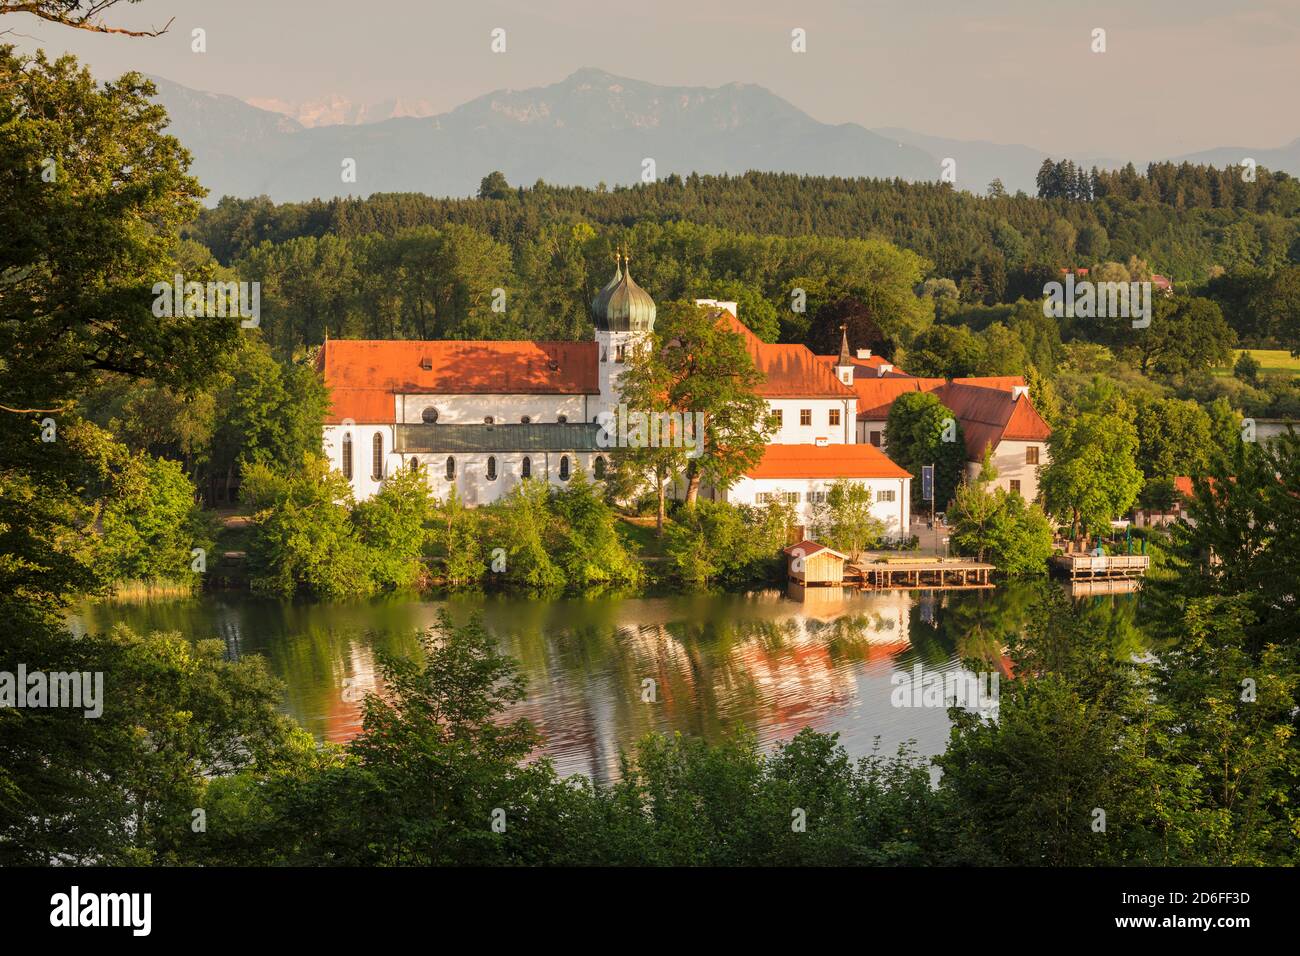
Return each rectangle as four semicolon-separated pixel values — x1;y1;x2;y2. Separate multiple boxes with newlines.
8;0;1299;156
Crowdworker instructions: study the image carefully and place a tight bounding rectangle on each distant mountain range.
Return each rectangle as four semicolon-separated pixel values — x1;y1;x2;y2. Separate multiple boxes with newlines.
147;68;1300;205
244;94;438;128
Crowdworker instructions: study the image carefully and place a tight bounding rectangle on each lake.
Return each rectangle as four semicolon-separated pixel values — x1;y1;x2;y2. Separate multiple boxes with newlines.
68;583;1139;784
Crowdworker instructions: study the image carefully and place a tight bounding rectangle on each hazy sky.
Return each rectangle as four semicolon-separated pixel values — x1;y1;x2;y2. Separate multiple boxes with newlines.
9;0;1299;156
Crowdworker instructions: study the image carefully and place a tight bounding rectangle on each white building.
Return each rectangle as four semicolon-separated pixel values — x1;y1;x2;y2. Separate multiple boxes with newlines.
318;259;925;521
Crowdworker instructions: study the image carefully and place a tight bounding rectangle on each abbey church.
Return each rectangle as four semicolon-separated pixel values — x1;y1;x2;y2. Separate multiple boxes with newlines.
318;259;1051;539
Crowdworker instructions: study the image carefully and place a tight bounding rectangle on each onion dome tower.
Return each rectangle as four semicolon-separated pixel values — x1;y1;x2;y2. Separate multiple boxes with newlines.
592;251;656;332
592;250;655;417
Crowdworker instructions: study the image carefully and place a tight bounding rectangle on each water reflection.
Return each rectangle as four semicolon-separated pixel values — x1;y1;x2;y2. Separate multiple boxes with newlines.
68;582;1139;783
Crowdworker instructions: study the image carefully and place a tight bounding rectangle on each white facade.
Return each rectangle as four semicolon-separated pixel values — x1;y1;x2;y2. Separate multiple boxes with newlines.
398;393;588;426
963;439;1045;501
593;329;649;421
768;398;857;445
721;475;912;539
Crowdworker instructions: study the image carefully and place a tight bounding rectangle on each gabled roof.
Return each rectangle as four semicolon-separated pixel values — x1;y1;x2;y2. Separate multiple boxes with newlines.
743;443;913;480
318;339;598;424
715;310;857;400
853;377;947;419
934;381;1051;460
783;539;849;561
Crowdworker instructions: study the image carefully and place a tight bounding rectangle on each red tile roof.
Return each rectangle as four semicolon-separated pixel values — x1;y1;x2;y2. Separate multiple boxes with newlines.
715;310;857;399
814;353;897;372
318;339;598;424
783;539;849;560
744;443;913;480
853;377;947;419
934;381;1051;460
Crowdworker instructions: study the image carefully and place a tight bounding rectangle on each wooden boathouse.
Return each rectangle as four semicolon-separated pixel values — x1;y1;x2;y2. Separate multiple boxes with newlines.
784;540;849;587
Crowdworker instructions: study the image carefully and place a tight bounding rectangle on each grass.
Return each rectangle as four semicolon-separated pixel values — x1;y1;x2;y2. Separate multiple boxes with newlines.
618;514;671;558
1213;349;1300;378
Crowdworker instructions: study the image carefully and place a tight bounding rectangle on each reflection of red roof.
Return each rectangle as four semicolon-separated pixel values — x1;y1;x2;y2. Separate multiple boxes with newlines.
715;311;856;399
745;443;912;480
318;339;598;423
935;381;1051;460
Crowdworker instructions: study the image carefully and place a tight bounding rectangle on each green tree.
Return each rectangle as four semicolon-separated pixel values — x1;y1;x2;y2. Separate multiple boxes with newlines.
483;481;563;590
478;170;512;201
808;480;886;557
100;454;211;587
548;470;643;589
948;461;1053;575
1040;387;1143;546
352;465;436;590
883;391;966;510
434;485;485;588
242;455;375;598
632;301;772;507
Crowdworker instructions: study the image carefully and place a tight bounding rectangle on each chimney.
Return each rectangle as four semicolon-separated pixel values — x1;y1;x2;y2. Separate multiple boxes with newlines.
1012;385;1029;401
856;348;872;360
694;297;738;318
877;364;894;377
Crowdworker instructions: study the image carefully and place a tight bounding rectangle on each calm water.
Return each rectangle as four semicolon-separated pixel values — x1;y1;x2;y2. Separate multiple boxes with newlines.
67;584;1139;784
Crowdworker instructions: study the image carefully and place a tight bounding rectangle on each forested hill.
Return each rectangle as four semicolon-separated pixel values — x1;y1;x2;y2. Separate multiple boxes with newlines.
188;166;1300;287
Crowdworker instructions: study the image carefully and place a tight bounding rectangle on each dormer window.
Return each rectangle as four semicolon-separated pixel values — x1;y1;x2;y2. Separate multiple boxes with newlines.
420;356;432;370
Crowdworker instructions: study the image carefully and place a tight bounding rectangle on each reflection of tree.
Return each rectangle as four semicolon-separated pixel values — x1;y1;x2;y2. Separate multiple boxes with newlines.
936;582;1047;670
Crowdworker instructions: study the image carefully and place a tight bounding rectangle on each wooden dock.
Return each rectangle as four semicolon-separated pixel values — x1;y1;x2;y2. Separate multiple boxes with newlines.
1050;553;1150;581
845;557;995;591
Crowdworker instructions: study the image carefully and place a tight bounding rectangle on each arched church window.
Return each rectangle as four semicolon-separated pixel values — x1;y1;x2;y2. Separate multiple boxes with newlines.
445;457;455;481
594;456;607;479
521;457;531;479
422;406;439;424
559;456;571;481
371;433;383;480
487;456;497;481
342;433;353;480
408;457;419;472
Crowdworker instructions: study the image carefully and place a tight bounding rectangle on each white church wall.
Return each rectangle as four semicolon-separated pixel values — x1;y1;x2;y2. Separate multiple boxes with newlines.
398;393;589;425
766;398;857;444
322;423;396;502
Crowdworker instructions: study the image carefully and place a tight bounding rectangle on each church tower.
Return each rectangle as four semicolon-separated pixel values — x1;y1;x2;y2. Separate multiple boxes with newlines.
592;251;655;419
834;323;855;386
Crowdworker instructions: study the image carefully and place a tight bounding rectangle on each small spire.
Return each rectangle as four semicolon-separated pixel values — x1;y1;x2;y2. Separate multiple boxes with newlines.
837;323;851;367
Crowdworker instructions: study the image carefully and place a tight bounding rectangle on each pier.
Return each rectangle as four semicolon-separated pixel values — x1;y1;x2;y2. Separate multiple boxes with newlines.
844;557;995;591
1050;553;1150;582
